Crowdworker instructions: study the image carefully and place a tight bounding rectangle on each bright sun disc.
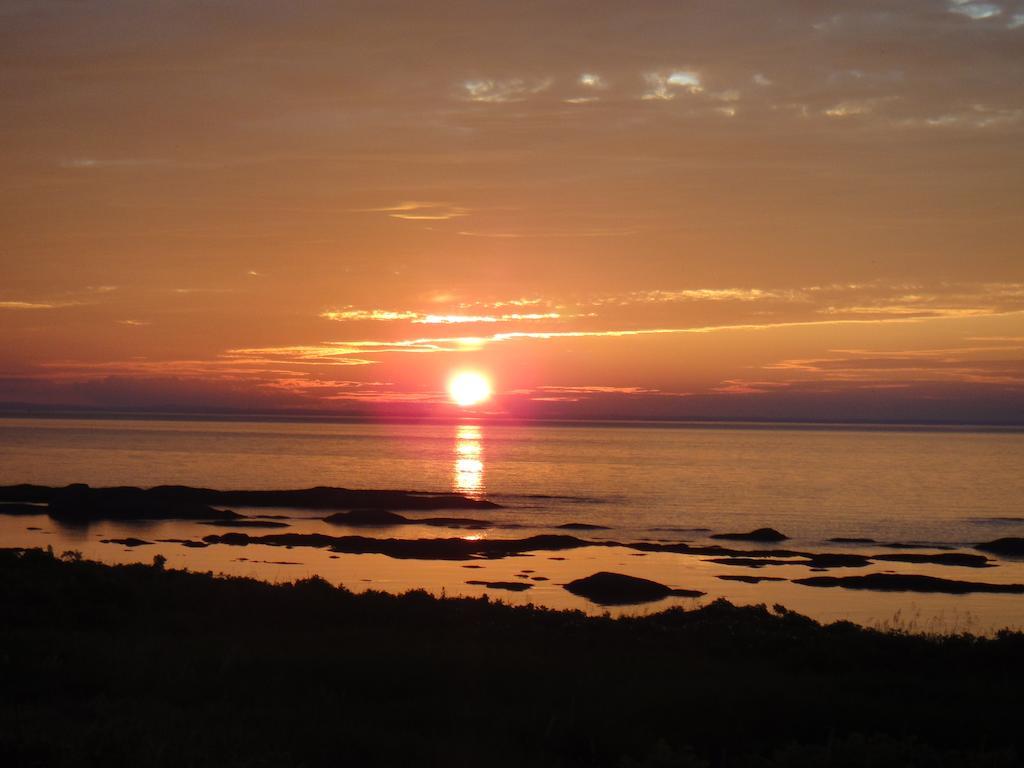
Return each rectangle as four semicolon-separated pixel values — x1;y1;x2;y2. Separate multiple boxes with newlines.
448;371;492;407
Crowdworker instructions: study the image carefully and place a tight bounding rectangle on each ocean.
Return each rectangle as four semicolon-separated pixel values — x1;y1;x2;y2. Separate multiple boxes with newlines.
2;416;1023;631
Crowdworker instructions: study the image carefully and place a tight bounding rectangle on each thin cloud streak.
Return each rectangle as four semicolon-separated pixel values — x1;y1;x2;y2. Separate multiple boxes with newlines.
0;301;61;310
231;309;1024;364
320;308;569;324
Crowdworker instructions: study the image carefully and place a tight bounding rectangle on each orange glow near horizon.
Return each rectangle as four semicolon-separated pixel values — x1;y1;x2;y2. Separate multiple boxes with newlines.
447;371;492;407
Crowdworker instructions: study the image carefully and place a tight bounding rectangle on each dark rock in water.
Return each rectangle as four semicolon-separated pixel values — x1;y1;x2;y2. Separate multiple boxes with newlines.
975;538;1024;557
204;532;255;547
466;580;533;592
0;502;48;516
323;509;409;526
43;484;238;523
0;484;52;503
564;571;704;605
807;553;872;568
711;528;788;542
794;573;1024;594
462;564;484;569
530;576;549;581
201;532;592;561
872;552;991;568
323;508;493;529
100;537;152;547
880;542;953;550
708;553;871;569
828;537;877;544
717;574;786;584
0;483;499;522
201;519;290;529
705;557;801;569
556;522;611;531
158;538;210;549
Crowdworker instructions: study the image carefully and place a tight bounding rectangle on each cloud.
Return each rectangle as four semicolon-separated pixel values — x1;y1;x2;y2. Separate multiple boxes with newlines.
357;201;470;221
615;288;797;304
641;70;703;100
592;281;1024;322
948;2;1003;20
416;313;564;324
320;304;583;325
321;309;422;322
461;77;553;103
0;301;60;310
232;309;1024;369
59;158;165;169
761;346;1024;388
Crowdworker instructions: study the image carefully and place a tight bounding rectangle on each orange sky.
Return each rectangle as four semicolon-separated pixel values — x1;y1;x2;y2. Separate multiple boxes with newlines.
1;1;1022;422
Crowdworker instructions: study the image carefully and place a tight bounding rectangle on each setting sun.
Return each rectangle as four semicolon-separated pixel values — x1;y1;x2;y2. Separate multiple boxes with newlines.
448;371;492;407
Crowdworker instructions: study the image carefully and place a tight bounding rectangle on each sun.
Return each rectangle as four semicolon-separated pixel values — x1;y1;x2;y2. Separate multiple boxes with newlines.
448;371;492;407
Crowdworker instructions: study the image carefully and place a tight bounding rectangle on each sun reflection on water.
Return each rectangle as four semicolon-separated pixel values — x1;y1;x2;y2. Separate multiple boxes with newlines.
453;424;484;498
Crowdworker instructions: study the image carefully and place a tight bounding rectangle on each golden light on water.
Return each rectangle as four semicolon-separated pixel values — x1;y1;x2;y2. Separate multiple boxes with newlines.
447;371;492;407
453;424;484;497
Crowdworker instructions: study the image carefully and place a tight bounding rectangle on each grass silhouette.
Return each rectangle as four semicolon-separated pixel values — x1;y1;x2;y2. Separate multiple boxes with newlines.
1;547;1021;767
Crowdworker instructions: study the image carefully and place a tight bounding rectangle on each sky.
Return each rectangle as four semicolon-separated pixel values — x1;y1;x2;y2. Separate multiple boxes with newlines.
1;0;1022;422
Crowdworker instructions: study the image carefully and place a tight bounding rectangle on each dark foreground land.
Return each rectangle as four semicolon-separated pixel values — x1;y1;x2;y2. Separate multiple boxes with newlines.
2;549;1022;768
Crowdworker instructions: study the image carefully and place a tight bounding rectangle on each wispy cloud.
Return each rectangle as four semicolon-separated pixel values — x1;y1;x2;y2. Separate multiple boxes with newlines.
321;309;422;322
233;310;1024;368
641;70;704;100
461;77;553;103
320;307;569;324
757;346;1024;388
947;1;1003;21
356;201;470;221
417;313;565;324
172;288;230;295
592;281;1024;322
59;158;166;169
0;301;61;310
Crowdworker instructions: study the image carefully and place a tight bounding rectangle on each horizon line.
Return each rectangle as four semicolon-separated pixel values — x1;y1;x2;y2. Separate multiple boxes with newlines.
0;403;1022;432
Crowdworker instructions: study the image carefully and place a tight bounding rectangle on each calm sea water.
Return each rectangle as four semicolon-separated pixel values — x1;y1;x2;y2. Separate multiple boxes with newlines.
2;417;1023;631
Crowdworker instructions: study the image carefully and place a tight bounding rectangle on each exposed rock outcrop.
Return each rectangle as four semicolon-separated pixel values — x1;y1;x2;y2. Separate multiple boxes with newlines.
564;571;704;605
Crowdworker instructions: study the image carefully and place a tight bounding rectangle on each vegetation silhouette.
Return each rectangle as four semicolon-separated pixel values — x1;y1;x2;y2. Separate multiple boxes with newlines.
1;547;1022;767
